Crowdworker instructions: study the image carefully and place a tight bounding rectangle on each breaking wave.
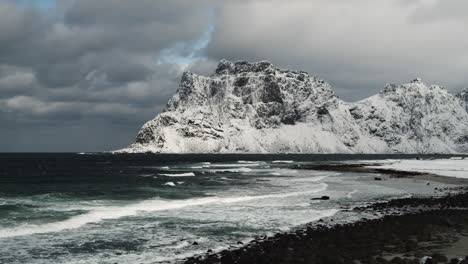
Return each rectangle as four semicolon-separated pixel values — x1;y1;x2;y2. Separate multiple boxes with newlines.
158;172;195;177
347;189;358;198
0;183;328;238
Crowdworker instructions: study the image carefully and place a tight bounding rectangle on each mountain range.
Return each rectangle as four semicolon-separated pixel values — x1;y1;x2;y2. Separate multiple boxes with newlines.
118;60;468;154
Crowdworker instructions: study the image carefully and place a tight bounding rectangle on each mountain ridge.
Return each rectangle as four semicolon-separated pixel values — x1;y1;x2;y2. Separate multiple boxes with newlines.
118;60;468;154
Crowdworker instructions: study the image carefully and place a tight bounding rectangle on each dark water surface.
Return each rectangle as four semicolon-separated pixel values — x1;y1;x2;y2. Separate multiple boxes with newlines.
0;153;462;263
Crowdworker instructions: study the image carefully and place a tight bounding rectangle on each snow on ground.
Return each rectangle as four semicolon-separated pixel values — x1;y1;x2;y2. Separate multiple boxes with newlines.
367;158;468;178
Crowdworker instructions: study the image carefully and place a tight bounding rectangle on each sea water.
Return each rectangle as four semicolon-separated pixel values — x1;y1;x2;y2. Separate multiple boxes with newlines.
0;153;458;263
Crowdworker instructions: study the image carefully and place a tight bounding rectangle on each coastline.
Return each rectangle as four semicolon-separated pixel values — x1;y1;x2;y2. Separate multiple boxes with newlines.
185;190;468;264
183;163;468;264
292;162;468;185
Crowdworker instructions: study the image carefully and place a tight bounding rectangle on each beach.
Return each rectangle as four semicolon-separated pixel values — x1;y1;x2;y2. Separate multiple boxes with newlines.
185;159;468;264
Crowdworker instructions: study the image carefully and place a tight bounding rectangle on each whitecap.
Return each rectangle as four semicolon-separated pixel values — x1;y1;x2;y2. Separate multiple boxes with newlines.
169;240;191;249
164;182;176;186
237;160;264;164
346;189;358;198
159;172;195;177
209;167;253;173
271;160;294;163
204;163;261;168
0;183;328;238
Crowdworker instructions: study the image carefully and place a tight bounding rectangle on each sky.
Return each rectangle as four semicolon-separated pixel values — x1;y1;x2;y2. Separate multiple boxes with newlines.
0;0;467;152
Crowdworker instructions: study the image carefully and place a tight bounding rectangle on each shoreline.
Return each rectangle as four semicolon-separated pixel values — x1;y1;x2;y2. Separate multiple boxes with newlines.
184;187;468;264
292;162;468;185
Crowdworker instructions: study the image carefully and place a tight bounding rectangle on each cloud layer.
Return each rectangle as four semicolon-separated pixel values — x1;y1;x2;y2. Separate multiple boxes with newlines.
0;0;211;151
206;0;468;99
1;0;467;151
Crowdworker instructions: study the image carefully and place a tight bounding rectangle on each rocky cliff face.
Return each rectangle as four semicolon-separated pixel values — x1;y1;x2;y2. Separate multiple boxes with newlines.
118;60;468;154
457;88;468;112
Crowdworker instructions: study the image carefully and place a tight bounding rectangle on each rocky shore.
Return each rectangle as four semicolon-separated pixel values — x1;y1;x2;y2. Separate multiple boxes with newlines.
184;190;468;264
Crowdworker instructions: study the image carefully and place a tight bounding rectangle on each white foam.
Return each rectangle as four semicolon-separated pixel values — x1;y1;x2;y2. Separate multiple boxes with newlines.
272;160;294;163
190;166;203;169
0;183;327;238
346;189;358;198
209;167;253;173
258;168;299;176
204;163;262;168
160;166;170;170
237;161;265;165
169;240;191;249
164;182;176;186
159;172;195;177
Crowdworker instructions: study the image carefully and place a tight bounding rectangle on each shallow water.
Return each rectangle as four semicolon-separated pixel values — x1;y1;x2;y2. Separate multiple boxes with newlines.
0;153;459;263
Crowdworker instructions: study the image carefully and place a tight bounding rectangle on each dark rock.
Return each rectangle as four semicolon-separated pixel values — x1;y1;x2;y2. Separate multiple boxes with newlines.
234;77;249;87
424;258;435;264
390;257;404;264
311;196;330;200
192;241;199;245
262;78;283;104
317;105;329;116
374;177;383;181
431;253;448;263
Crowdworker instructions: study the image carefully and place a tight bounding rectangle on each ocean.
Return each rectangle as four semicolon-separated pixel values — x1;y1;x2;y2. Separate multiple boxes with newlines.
0;153;458;264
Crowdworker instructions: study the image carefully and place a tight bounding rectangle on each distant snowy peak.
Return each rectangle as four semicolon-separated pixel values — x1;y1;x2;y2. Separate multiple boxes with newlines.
119;60;468;154
351;79;468;153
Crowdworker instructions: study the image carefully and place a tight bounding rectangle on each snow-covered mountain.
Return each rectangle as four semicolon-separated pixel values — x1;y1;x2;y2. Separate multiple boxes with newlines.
118;60;468;154
457;88;468;113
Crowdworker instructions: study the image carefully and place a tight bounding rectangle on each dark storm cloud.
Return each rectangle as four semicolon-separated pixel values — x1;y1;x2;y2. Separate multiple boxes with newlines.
0;0;211;87
64;0;196;26
0;65;36;98
2;0;468;152
0;0;213;151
